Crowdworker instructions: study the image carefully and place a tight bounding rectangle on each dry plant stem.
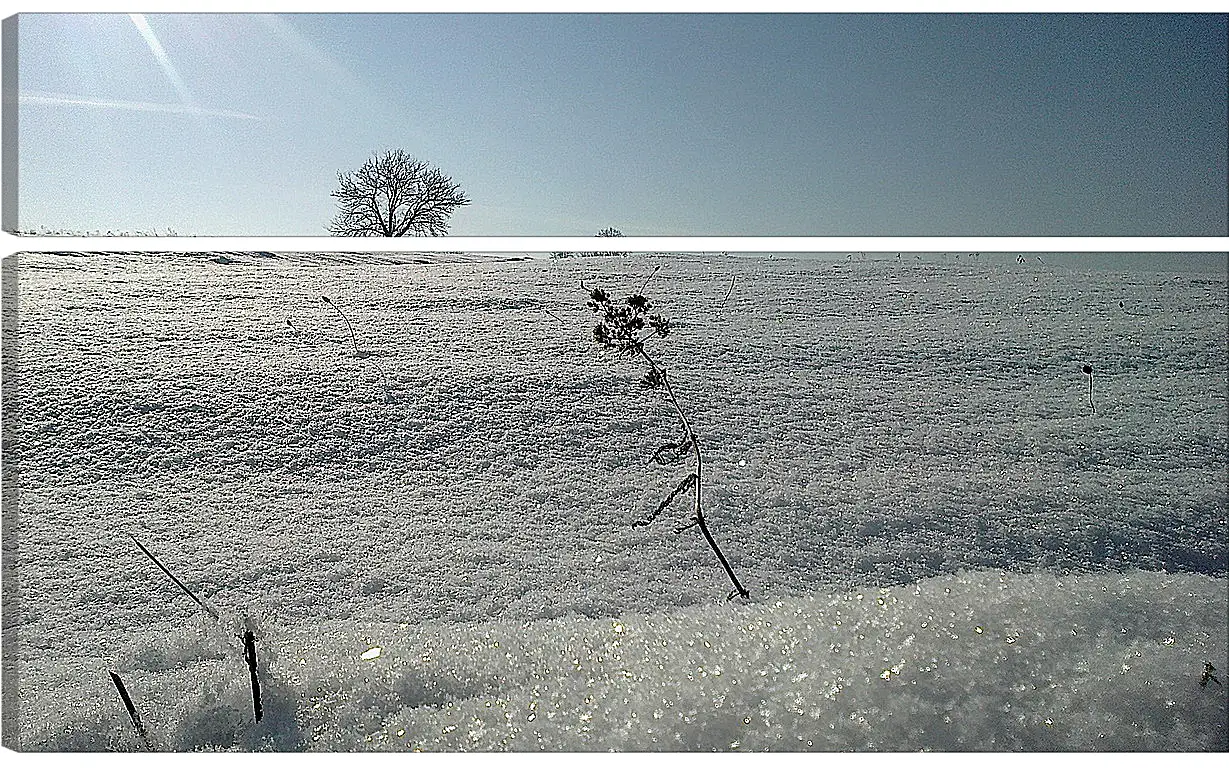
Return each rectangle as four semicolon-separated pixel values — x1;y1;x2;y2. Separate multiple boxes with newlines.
637;346;750;600
720;275;736;308
540;305;567;326
639;265;661;293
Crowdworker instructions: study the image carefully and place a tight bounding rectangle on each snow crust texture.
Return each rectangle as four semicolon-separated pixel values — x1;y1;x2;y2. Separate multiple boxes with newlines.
3;251;1226;751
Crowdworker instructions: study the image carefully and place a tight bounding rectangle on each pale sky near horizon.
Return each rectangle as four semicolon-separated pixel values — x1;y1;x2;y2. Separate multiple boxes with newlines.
14;12;1229;236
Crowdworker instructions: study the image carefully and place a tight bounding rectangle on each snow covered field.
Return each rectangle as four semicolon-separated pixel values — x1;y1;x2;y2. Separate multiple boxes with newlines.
2;251;1226;751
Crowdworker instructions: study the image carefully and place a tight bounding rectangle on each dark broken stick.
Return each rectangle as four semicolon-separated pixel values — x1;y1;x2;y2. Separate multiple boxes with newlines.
109;671;152;750
639;265;661;294
243;630;263;722
539;304;567;326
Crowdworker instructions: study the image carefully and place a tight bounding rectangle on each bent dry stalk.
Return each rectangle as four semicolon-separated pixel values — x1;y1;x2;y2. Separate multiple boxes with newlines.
322;295;360;356
653;359;749;601
586;285;750;600
720;274;736;307
639;264;661;294
322;295;392;401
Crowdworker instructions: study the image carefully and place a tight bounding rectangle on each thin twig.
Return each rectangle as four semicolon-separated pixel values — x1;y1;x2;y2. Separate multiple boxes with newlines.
128;533;220;622
696;514;749;600
538;303;567;326
369;358;392;402
639;265;661;294
632;327;667;348
634;473;697;528
321;295;391;399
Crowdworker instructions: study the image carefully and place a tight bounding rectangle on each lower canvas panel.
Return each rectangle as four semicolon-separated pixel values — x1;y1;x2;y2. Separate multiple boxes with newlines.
2;250;1226;751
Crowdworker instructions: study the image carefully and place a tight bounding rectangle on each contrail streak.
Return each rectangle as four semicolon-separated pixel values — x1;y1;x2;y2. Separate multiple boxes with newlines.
19;92;259;121
128;14;196;111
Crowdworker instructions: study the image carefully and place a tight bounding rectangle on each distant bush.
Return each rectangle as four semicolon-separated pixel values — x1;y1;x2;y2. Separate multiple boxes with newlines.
591;227;624;257
550;227;627;259
13;226;182;236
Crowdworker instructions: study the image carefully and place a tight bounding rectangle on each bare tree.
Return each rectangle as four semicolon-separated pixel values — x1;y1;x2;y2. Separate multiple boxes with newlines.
328;149;470;236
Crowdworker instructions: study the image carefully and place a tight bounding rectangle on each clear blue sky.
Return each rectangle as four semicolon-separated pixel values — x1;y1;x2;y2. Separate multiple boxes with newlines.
15;12;1229;236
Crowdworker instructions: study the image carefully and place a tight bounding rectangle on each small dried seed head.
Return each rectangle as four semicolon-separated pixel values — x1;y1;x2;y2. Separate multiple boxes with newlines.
626;294;649;311
1082;365;1093;375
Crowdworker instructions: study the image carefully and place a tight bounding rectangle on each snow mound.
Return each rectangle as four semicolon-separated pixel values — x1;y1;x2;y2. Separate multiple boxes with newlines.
12;570;1227;752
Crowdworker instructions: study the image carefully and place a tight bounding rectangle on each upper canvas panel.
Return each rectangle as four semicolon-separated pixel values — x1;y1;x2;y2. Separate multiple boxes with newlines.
8;13;1228;237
